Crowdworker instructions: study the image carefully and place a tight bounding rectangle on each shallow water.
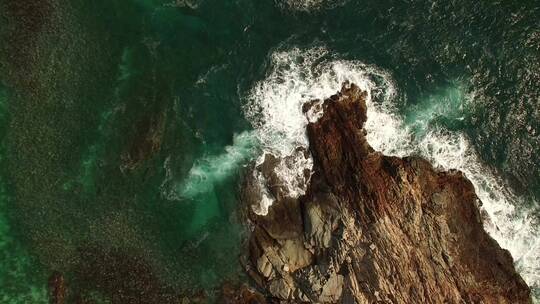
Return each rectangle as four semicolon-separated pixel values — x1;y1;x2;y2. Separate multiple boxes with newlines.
0;0;539;301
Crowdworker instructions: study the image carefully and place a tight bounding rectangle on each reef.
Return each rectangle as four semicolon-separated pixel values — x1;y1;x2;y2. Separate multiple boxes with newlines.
241;83;532;303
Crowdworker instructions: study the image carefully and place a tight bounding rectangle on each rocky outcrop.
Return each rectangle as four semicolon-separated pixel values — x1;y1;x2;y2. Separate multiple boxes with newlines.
243;83;532;303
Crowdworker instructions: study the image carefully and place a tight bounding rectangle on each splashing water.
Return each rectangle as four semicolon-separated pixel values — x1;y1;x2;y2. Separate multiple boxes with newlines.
165;131;259;199
246;46;539;295
245;47;395;213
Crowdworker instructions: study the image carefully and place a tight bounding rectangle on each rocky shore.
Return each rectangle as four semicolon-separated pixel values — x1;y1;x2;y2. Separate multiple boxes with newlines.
46;83;531;303
242;83;532;303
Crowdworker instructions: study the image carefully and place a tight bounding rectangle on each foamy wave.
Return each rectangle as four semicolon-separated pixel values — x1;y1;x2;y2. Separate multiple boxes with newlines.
162;131;258;200
245;47;396;214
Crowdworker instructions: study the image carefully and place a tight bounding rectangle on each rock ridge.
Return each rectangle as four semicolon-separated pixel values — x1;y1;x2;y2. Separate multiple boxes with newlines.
242;83;532;303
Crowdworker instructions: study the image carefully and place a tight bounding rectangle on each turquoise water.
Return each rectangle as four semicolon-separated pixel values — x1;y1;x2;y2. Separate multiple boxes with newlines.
0;0;539;302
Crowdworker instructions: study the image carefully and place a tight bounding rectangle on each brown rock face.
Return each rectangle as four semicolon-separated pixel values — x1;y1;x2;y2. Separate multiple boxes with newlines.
244;83;531;303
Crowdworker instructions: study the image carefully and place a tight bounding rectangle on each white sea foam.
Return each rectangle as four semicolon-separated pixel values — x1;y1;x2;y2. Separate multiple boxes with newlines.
247;47;539;293
245;47;396;214
252;167;276;216
162;131;258;200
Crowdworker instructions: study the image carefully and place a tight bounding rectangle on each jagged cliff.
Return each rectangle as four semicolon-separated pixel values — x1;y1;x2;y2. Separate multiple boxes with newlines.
242;83;531;303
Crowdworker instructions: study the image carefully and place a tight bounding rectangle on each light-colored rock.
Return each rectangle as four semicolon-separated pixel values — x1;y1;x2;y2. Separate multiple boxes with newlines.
256;254;273;279
269;278;292;300
319;273;344;303
304;195;339;248
278;239;313;272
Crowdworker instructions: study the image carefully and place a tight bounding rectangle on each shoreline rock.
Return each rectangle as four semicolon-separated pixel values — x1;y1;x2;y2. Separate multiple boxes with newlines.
242;83;531;303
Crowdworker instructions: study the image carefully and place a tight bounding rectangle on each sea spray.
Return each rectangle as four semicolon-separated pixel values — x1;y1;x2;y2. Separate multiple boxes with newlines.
166;131;259;199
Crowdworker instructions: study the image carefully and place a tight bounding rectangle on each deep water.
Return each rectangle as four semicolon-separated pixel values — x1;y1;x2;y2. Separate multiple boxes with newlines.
0;0;539;302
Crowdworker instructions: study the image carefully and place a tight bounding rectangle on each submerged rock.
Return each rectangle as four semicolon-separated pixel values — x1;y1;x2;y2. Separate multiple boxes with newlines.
243;83;531;303
121;110;166;171
48;272;67;304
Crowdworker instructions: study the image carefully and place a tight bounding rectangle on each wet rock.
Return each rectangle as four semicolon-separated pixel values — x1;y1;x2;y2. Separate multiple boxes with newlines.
243;83;532;303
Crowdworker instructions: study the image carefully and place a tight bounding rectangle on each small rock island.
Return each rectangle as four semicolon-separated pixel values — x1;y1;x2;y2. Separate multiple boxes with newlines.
241;83;531;303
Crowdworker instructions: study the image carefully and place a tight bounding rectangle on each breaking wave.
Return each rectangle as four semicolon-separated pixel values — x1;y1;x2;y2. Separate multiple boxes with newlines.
244;47;395;213
163;131;258;200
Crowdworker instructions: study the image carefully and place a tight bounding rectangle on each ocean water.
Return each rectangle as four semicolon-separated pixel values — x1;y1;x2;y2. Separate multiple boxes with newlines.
0;0;539;302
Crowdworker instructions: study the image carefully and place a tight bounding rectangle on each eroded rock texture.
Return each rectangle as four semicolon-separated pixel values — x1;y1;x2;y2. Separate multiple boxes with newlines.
243;83;531;303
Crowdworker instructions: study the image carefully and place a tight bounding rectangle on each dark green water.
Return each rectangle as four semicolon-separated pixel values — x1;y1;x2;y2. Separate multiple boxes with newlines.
0;0;539;302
